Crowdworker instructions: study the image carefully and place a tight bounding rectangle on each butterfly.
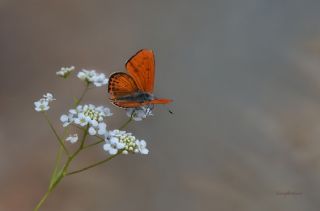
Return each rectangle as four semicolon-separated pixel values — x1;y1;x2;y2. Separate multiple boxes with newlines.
108;49;173;110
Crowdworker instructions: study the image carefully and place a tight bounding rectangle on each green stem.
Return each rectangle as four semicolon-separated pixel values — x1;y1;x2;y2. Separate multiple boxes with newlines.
33;127;89;210
49;146;63;188
35;114;133;209
33;189;51;211
34;84;93;210
120;115;133;130
65;125;89;171
66;151;122;176
74;83;89;107
34;166;65;211
43;112;69;156
83;139;104;149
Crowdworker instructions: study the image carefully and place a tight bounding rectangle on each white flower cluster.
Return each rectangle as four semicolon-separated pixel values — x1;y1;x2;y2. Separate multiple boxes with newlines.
77;69;108;87
56;66;75;78
103;130;149;155
34;93;56;112
126;106;153;121
60;104;112;136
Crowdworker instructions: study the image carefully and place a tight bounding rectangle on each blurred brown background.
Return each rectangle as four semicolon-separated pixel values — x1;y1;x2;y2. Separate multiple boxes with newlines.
1;0;320;210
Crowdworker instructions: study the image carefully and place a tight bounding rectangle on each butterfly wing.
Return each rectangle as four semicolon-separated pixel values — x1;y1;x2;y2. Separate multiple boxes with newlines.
108;72;139;100
113;101;145;108
113;99;173;108
109;50;172;109
114;99;172;108
125;49;155;93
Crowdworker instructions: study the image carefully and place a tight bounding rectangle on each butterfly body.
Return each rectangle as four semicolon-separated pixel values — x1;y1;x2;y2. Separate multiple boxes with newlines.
113;91;154;103
108;49;172;108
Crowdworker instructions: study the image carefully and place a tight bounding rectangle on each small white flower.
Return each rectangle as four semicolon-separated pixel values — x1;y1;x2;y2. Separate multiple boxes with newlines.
60;114;68;122
110;136;125;149
69;109;77;115
56;66;75;78
103;130;149;155
103;135;126;155
65;134;78;144
43;93;55;102
88;127;97;135
74;113;89;126
34;93;56;112
109;129;126;137
77;69;108;87
93;73;109;87
60;112;76;127
77;71;89;81
136;140;149;154
103;142;119;155
60;114;71;127
34;99;50;112
96;106;112;117
97;122;107;135
126;106;153;121
90;119;99;127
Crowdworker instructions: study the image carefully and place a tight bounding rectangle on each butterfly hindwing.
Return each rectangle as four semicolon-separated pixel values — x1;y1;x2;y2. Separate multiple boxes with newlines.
113;101;145;108
113;98;172;108
108;72;139;99
125;49;155;93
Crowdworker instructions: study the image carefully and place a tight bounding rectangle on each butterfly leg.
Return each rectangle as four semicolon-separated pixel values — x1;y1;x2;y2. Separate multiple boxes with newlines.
146;104;154;115
128;108;137;119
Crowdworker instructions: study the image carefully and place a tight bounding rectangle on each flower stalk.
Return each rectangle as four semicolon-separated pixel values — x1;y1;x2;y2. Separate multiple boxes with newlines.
33;67;151;210
43;112;69;156
66;150;122;176
33;118;131;211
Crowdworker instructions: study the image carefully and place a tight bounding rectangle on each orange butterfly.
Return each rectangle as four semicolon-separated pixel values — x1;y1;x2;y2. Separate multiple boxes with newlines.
108;49;173;109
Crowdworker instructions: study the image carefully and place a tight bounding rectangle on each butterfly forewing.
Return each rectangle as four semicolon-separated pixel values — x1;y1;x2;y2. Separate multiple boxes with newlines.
108;72;139;99
125;49;155;93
